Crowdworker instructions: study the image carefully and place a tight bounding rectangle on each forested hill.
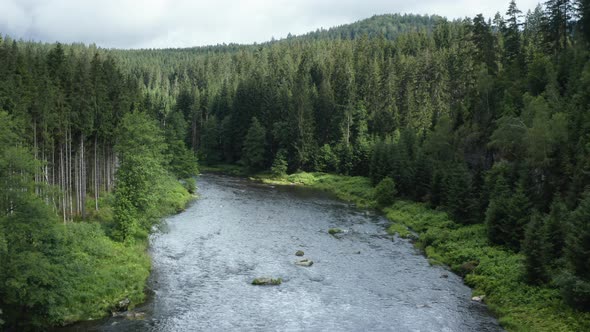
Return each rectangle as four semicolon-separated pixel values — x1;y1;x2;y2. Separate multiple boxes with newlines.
2;0;590;330
297;14;444;41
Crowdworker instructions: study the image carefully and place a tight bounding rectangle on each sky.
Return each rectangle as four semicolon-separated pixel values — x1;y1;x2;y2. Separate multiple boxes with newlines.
0;0;542;49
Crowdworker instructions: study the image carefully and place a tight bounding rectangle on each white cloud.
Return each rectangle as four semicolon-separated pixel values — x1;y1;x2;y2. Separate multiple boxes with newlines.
0;0;542;48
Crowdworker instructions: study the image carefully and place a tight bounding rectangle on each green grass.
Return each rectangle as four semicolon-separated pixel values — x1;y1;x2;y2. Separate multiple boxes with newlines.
259;171;375;208
57;178;194;326
53;223;151;323
19;178;194;328
254;171;590;332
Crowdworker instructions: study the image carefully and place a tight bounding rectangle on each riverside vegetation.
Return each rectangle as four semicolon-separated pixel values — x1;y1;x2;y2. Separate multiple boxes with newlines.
258;171;590;331
2;0;590;330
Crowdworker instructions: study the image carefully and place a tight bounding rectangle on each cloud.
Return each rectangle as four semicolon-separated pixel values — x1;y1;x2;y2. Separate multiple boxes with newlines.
0;0;542;48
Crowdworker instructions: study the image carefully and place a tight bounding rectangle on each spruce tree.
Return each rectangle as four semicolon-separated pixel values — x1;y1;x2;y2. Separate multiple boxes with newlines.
242;117;267;171
523;212;550;284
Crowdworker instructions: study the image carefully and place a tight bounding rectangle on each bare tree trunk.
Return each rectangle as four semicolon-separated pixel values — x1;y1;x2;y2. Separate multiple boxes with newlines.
80;133;86;219
68;127;73;219
60;144;66;224
94;135;99;211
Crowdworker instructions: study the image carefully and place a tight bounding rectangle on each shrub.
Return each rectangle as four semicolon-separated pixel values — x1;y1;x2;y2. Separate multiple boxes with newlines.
374;177;397;207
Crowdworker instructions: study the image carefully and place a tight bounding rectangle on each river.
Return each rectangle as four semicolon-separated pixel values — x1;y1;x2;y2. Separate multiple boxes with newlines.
65;173;503;332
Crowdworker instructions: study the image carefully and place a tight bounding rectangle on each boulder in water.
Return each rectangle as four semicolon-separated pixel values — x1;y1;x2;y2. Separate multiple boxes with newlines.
295;250;305;256
471;295;485;303
328;228;343;235
252;277;282;286
295;259;313;267
116;298;130;311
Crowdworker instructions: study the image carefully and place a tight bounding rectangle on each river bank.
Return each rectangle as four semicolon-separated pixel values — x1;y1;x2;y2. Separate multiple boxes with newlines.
201;166;589;332
0;178;194;330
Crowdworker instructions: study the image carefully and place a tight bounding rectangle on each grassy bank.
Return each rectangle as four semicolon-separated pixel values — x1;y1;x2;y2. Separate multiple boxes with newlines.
63;179;194;324
0;179;194;329
253;171;590;332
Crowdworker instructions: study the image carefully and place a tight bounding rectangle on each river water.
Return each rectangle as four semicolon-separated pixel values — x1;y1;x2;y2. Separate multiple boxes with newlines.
67;173;503;332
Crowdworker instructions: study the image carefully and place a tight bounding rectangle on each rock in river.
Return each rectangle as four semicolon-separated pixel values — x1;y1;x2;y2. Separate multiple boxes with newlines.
295;259;314;267
471;295;485;303
295;250;305;256
252;277;282;286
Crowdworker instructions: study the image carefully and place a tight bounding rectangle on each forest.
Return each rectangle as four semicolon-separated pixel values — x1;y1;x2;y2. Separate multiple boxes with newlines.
1;0;590;329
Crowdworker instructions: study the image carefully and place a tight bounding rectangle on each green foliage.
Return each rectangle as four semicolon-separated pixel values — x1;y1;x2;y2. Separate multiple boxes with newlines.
486;183;532;251
387;223;412;238
201;116;222;163
523;212;550;284
374;177;397;207
182;177;197;194
270;149;288;178
559;190;590;310
113;112;168;242
315;144;339;172
0;197;150;328
242;117;267;171
442;162;476;224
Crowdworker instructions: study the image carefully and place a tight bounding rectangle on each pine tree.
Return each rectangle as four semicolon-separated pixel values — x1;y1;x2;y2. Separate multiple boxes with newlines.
504;0;523;63
558;190;590;310
545;0;574;51
242;117;267;170
270;149;288;178
523;211;550;284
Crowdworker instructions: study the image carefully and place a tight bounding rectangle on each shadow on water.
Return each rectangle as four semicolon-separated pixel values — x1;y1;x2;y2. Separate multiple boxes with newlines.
58;173;503;332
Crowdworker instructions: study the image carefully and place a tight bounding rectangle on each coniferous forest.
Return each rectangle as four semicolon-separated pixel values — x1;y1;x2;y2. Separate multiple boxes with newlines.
2;0;590;330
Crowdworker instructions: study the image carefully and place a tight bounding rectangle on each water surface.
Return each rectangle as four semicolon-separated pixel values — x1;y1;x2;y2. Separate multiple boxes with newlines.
67;173;502;332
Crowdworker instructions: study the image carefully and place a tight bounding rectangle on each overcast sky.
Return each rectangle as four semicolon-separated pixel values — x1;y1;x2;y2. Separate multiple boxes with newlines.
0;0;541;49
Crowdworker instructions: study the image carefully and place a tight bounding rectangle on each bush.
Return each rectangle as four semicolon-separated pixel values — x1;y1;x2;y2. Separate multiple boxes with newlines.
374;177;397;207
182;177;197;194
